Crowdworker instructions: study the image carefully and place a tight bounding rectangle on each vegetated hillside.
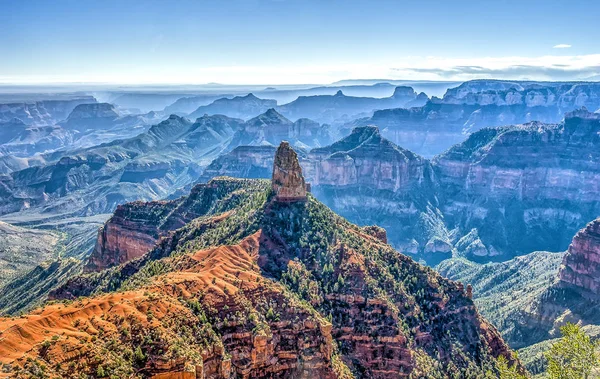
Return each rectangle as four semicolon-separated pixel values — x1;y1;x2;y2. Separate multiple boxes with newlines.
0;258;82;316
437;252;564;348
0;221;62;286
0;145;520;378
437;227;600;377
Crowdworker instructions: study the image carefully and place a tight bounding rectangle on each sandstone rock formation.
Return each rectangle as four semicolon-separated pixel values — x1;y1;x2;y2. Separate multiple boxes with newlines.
85;201;171;272
559;218;600;295
271;141;307;201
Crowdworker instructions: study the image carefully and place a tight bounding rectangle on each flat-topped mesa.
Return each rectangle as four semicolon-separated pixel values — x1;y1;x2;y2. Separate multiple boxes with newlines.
272;141;308;201
559;218;600;295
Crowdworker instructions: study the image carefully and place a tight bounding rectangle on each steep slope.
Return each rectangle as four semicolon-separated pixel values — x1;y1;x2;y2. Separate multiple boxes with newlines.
0;143;521;378
438;217;600;358
0;258;82;315
201;126;450;262
188;93;277;120
433;108;600;260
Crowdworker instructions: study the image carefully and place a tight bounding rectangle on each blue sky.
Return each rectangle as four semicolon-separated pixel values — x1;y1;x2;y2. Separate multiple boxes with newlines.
2;0;599;84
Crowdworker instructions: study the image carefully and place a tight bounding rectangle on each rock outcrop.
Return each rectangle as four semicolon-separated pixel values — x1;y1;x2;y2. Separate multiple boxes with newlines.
559;218;600;295
272;141;307;201
85;201;174;272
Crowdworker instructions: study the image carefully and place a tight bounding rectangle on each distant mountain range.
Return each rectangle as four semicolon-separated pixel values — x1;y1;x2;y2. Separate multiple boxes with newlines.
199;108;600;265
348;80;600;157
185;86;428;125
0;109;331;219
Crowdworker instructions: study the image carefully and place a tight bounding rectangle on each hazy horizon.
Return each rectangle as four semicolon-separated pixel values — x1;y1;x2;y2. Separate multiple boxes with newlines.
3;0;600;85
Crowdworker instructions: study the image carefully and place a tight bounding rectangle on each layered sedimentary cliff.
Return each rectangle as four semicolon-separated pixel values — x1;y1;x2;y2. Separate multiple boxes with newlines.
85;201;176;271
559;218;600;295
349;81;600;157
434;109;600;259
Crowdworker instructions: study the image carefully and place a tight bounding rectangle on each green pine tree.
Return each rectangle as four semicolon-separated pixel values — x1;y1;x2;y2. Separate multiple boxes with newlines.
545;323;599;379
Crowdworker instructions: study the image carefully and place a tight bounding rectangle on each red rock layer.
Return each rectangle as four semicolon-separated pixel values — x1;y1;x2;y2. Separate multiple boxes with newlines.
0;232;337;379
559;217;600;295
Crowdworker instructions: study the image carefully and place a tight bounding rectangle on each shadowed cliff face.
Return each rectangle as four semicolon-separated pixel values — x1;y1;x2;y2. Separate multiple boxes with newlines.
23;145;520;378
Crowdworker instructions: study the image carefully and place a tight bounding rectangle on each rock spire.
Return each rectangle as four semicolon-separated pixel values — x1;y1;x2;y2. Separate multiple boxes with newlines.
272;141;307;201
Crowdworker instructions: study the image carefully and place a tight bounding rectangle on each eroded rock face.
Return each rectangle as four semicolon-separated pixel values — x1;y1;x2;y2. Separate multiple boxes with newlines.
272;141;307;201
85;202;166;272
85;179;260;272
559;218;600;295
434;109;600;259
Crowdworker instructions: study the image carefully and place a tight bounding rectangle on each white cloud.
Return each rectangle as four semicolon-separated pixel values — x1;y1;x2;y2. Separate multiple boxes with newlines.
390;54;600;81
553;44;572;49
2;54;600;85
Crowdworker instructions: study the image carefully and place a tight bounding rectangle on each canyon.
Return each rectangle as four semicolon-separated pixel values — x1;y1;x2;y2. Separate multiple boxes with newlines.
0;143;519;378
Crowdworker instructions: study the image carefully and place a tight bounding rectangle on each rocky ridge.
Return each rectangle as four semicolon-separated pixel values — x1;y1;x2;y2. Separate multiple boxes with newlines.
8;145;523;378
188;93;277;121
